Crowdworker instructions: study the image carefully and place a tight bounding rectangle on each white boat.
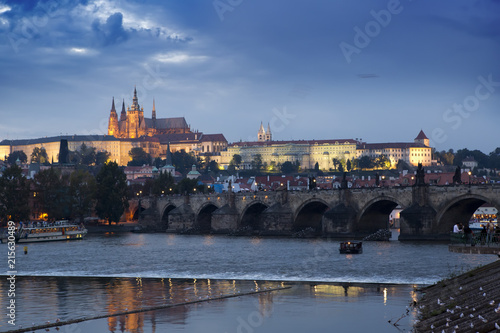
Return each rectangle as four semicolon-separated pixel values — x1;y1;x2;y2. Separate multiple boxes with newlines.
469;219;497;231
1;220;87;243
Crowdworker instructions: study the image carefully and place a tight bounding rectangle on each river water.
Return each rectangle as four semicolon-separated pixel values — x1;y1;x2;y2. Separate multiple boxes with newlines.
0;233;497;332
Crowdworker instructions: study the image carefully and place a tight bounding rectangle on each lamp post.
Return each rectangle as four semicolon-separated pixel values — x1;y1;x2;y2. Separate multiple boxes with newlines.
468;171;472;189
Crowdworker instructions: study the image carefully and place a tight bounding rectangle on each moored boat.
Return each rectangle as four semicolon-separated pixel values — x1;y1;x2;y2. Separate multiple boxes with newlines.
1;220;87;243
339;241;363;254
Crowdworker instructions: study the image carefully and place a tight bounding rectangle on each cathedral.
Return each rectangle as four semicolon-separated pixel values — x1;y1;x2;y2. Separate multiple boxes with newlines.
107;87;192;139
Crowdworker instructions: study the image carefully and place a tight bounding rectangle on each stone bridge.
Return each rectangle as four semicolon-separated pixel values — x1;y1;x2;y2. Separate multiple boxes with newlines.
127;184;500;240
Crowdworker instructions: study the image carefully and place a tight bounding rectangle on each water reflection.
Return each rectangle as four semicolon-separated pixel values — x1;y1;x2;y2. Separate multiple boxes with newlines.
0;276;283;332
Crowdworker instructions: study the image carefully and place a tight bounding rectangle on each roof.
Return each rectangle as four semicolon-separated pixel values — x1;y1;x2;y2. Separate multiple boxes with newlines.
414;130;428;140
144;117;189;129
0;135;120;146
358;142;428;150
199;134;227;143
230;139;358;147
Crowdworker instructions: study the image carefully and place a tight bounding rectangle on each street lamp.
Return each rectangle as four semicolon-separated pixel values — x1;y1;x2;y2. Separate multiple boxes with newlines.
468;171;472;189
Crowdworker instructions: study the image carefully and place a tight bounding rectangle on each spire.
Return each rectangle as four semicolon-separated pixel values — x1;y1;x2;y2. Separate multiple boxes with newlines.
265;122;272;142
120;99;127;121
165;142;173;166
258;121;265;142
152;98;156;120
111;97;116;112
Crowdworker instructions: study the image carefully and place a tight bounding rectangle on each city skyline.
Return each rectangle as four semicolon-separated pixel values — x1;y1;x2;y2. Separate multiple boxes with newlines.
0;0;499;154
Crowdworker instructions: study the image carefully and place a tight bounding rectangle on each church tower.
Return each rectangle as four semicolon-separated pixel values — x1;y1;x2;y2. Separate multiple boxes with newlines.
258;122;266;142
265;123;272;142
127;86;146;138
414;130;430;147
120;99;127;121
152;98;157;128
107;97;119;137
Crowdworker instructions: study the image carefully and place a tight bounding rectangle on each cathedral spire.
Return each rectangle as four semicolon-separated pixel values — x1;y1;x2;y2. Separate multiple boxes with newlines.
120;99;127;121
111;97;116;112
265;122;272;142
152;98;156;120
258;122;266;142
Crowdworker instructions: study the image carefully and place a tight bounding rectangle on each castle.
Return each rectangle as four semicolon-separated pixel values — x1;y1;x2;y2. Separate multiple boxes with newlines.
107;87;191;139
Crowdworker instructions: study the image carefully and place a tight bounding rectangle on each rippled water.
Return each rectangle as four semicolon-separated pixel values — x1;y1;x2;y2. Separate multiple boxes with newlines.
3;233;496;284
0;233;497;332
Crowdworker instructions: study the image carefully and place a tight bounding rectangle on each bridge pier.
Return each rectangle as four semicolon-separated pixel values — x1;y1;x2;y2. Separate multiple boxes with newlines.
212;204;239;234
322;203;356;235
260;203;294;236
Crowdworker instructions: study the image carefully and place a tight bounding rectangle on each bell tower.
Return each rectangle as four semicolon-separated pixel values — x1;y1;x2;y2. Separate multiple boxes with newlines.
107;97;119;137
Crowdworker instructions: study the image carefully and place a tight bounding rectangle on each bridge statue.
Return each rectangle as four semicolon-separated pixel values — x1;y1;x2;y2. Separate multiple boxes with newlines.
452;166;461;184
414;163;425;186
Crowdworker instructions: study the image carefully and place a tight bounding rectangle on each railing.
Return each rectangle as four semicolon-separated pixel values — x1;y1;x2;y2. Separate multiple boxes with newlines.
450;231;500;246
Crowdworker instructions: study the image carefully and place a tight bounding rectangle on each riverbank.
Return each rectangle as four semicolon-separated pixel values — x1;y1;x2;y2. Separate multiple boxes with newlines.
414;259;500;332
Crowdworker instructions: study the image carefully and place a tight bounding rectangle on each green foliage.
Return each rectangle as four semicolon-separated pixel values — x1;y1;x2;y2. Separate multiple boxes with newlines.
95;151;111;165
338;163;344;173
33;168;71;220
7;151;28;165
172;150;198;174
374;154;391;169
0;165;30;222
69;170;96;222
332;158;341;171
346;159;352;172
95;162;129;224
31;147;49;164
231;154;242;168
357;156;373;170
251;154;263;172
176;178;199;194
280;161;299;174
150;172;175;196
128;147;152;166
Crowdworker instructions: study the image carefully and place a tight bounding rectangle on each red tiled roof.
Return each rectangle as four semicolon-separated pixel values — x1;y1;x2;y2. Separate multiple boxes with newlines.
415;130;429;140
358;142;428;150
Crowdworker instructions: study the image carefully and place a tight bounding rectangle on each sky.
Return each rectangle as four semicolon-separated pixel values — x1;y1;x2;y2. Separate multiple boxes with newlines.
0;0;499;154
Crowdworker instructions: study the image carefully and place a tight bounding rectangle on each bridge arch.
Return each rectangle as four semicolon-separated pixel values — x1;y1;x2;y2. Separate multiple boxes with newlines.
196;202;219;233
357;196;404;234
436;194;498;234
240;201;269;230
293;198;330;233
161;204;177;230
132;206;146;220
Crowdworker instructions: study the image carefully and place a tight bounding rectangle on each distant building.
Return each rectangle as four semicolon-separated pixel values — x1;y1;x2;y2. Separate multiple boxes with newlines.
462;156;478;170
356;130;432;167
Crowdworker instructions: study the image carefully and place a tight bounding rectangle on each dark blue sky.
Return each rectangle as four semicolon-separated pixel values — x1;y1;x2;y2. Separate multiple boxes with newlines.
0;0;499;153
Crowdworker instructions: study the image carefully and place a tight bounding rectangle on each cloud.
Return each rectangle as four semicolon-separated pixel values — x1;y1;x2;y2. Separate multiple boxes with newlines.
153;52;208;64
91;12;128;46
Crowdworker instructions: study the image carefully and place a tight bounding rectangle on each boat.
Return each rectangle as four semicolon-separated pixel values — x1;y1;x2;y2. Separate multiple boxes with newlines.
0;220;87;243
339;241;363;254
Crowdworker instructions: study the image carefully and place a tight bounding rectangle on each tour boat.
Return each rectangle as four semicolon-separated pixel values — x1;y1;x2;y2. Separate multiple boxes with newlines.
1;220;87;243
339;241;363;254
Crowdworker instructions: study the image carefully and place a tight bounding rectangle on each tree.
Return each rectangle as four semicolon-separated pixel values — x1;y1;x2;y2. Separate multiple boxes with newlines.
69;170;97;222
150;172;175;196
172;150;198;174
95;162;129;224
128;147;152;166
31;147;49;164
281;161;298;174
33;168;71;220
332;158;341;171
0;165;30;222
314;162;320;172
346;159;352;172
251;154;263;172
95;151;111;166
338;163;344;173
374;155;391;169
7;151;28;165
176;178;199;194
357;156;373;170
231;154;242;169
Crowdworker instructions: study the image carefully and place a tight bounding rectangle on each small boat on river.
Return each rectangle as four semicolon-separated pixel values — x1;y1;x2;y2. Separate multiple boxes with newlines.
1;220;87;243
339;241;363;254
